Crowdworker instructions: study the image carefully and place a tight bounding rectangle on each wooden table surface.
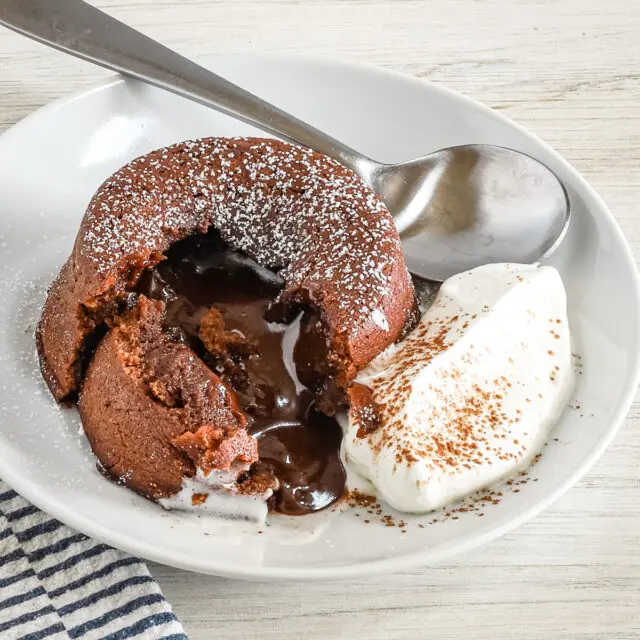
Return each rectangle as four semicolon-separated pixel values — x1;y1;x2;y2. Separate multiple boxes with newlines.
1;1;639;638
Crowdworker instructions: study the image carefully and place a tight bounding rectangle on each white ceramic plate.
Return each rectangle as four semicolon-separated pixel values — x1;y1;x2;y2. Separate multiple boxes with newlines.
0;55;638;581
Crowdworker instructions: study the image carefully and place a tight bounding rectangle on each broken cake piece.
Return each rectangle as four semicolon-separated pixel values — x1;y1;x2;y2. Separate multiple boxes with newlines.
78;296;273;517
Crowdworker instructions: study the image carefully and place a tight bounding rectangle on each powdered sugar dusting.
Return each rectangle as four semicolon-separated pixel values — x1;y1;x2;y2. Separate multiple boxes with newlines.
0;247;100;488
79;137;403;335
371;308;389;332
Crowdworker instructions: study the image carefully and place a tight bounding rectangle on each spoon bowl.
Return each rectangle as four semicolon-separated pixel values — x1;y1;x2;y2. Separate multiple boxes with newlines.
369;145;570;280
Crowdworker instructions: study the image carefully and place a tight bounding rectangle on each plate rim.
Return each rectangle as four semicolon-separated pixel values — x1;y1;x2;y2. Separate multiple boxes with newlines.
1;52;639;580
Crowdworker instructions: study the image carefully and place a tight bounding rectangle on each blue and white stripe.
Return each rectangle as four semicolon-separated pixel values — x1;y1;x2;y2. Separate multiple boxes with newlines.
0;482;188;640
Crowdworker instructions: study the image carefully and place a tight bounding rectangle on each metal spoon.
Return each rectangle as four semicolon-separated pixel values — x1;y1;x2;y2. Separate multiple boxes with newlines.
0;0;569;281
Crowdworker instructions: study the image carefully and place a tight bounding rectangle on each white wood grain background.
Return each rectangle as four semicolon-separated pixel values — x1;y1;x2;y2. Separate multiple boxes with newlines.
1;1;639;638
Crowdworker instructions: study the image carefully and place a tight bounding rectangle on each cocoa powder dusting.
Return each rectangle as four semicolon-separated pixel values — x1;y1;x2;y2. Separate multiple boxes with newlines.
344;453;542;529
356;303;537;474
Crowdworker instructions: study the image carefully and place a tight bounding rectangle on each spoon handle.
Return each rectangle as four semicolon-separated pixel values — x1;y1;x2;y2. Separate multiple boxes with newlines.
0;0;369;174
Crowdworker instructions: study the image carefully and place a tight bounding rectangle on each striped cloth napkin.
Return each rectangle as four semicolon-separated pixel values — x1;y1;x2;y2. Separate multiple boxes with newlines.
0;480;188;640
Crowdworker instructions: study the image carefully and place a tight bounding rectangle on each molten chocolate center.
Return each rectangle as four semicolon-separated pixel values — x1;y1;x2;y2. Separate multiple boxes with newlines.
136;231;346;515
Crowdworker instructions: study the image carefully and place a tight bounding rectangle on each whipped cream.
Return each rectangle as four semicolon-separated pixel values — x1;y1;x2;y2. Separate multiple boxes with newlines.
344;263;573;513
158;465;272;524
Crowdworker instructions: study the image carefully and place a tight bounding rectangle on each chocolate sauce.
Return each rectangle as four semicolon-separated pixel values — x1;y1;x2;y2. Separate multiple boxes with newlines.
136;231;346;515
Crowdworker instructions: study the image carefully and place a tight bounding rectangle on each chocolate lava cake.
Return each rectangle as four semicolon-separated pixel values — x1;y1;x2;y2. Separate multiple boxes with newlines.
37;137;417;516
